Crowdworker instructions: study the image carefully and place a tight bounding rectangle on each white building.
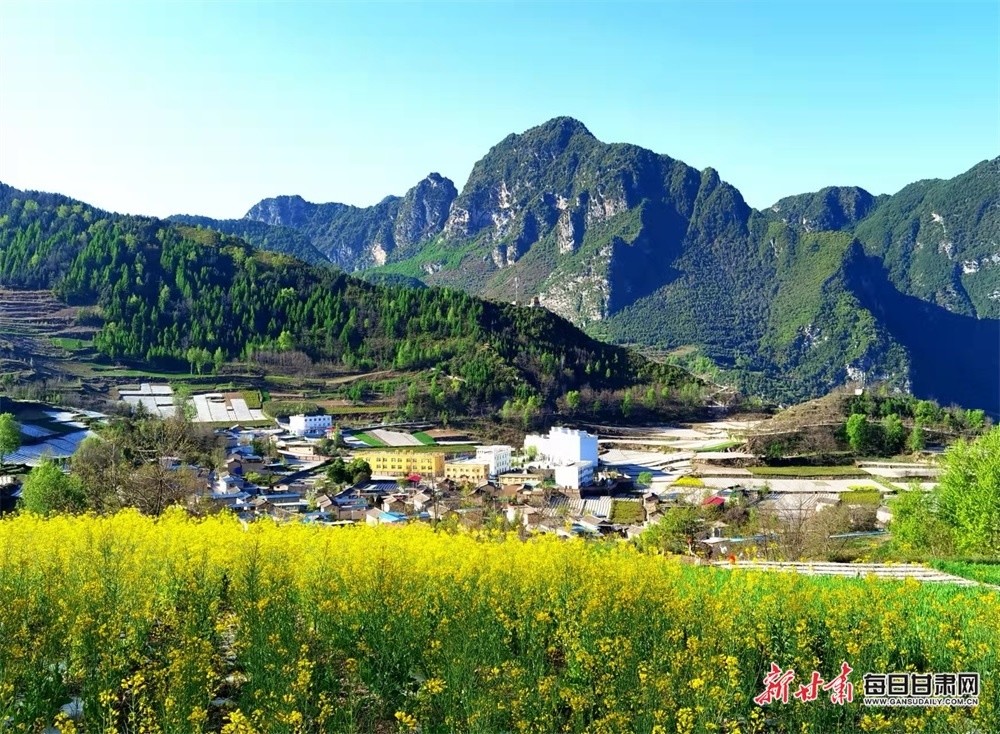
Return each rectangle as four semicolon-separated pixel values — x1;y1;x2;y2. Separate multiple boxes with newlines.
288;414;333;437
554;461;595;490
524;427;598;466
475;445;513;477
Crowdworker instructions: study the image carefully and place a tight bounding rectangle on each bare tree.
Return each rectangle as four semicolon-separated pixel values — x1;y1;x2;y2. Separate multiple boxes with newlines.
124;463;203;516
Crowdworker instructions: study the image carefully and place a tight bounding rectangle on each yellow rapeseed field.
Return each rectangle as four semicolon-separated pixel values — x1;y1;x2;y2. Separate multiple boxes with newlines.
0;511;996;733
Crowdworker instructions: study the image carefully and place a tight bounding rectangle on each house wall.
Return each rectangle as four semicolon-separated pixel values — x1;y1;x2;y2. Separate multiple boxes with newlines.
367;451;446;477
524;427;598;465
475;445;512;476
288;414;333;436
444;460;490;483
554;461;595;490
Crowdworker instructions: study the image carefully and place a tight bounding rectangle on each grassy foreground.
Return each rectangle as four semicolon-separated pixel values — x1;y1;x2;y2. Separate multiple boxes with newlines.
0;512;996;734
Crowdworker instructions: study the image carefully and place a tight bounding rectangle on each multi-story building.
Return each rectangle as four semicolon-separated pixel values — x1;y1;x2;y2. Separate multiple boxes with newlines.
475;445;513;477
554;461;595;490
366;451;446;478
288;414;333;437
523;426;598;466
444;458;491;483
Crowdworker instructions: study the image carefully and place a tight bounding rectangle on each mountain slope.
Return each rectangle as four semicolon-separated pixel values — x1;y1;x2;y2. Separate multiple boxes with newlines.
244;173;458;268
851;158;1000;318
768;186;883;233
11;119;998;412
166;214;330;266
362;121;994;410
0;184;699;420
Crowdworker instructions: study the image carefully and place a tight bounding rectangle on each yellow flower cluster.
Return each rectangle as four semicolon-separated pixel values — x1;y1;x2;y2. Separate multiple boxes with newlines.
0;510;995;733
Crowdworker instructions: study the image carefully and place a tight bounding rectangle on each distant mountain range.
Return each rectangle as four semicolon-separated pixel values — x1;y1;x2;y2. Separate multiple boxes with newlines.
0;180;698;421
171;118;997;410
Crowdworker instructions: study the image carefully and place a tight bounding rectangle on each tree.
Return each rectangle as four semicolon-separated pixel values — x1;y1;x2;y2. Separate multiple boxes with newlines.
70;435;124;513
889;486;954;556
326;457;349;484
276;330;295;352
881;414;906;455
20;459;85;514
565;390;581;411
907;423;926;453
934;427;1000;555
914;400;941;425
637;471;653;488
621;390;633;417
70;413;222;515
348;457;372;484
845;414;872;455
125;462;202;516
0;413;20;469
633;506;704;554
964;409;986;433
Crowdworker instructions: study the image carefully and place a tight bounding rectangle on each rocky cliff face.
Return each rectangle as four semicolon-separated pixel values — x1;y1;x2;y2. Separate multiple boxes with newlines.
245;195;327;229
394;173;457;249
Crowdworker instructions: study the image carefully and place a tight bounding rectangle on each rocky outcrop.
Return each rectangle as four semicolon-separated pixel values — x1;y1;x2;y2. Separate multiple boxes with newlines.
245;195;326;229
394;173;457;248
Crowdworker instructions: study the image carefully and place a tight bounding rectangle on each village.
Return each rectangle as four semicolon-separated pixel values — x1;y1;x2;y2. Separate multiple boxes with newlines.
0;382;946;559
193;421;925;559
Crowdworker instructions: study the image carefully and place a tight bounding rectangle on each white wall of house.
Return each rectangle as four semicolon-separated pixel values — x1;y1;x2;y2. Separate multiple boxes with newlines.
524;427;598;466
476;445;512;476
554;461;594;490
288;414;333;436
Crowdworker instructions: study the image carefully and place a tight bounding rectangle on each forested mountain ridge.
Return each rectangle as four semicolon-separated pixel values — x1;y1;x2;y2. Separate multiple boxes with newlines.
229;118;998;410
166;214;330;266
0;184;699;420
242;173;458;268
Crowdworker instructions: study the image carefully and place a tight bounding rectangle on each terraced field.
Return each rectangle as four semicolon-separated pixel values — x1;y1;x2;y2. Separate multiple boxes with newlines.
0;290;97;382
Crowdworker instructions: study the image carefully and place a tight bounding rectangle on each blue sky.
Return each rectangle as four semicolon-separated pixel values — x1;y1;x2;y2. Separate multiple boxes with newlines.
1;1;997;219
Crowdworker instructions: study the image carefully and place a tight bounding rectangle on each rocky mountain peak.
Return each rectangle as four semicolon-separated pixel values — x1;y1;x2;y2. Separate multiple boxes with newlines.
394;173;458;247
245;194;322;229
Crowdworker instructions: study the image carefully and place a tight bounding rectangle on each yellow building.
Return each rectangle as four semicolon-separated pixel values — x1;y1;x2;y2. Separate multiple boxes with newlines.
444;459;491;483
366;450;446;478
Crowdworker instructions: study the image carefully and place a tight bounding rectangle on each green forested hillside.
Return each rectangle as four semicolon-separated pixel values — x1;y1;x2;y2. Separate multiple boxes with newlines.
852;158;1000;318
0;185;697;419
768;186;882;232
166;214;330;266
228;121;997;411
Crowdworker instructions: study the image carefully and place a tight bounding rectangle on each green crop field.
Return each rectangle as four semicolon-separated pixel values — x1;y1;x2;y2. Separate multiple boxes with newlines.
748;465;866;477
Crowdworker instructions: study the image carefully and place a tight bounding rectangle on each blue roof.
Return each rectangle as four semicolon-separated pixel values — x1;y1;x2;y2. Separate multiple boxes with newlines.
353;480;399;494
